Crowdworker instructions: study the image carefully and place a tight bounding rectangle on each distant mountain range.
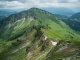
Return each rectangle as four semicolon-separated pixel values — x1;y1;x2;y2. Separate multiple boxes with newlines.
0;10;18;21
65;12;80;31
0;15;6;21
41;7;75;17
56;12;80;31
5;7;75;17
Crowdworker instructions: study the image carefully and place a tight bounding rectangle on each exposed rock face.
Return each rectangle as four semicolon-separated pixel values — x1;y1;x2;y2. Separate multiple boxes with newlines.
45;41;80;60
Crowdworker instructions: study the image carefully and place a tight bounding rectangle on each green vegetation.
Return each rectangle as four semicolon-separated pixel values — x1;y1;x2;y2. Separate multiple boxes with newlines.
0;7;80;60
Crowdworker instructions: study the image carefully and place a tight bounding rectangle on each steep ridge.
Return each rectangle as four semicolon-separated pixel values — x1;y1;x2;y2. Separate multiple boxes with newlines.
0;8;80;60
0;7;79;40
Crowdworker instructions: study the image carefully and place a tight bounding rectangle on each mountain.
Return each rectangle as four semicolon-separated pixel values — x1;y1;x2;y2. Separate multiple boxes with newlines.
0;10;17;16
0;7;79;40
55;14;68;22
41;7;75;17
64;12;80;31
0;10;18;21
0;8;80;60
0;15;6;21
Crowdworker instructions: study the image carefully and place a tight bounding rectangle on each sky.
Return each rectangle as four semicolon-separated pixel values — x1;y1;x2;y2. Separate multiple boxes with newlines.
0;0;80;12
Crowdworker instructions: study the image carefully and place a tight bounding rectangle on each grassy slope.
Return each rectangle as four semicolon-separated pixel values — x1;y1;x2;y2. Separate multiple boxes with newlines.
0;29;36;60
32;8;80;40
41;18;80;40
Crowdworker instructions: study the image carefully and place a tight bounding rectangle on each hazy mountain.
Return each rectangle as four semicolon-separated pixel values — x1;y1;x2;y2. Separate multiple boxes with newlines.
64;12;80;31
0;10;18;21
0;11;17;16
41;7;75;17
55;14;68;21
0;8;80;60
0;15;6;21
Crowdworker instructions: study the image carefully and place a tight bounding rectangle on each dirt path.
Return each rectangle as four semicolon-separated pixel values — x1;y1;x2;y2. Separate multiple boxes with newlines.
35;41;58;60
35;52;48;60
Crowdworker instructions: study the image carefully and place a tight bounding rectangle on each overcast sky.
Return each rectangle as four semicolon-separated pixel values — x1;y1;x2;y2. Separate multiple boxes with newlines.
0;0;80;12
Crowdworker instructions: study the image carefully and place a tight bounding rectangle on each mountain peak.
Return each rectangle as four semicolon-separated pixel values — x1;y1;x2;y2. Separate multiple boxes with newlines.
27;7;52;15
28;7;40;11
29;7;39;10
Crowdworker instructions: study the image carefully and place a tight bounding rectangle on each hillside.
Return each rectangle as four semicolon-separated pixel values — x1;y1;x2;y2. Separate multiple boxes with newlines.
0;8;80;60
55;14;68;23
65;12;80;31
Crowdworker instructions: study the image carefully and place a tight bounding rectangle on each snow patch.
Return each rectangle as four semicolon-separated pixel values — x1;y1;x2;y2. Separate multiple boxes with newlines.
51;41;57;46
45;36;47;40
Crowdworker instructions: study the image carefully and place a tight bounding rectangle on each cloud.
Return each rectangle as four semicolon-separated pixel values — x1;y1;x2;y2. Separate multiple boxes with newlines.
58;0;78;3
0;0;80;11
0;1;25;9
0;0;79;3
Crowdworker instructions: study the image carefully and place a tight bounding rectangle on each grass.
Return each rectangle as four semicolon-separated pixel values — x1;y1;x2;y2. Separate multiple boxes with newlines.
0;28;37;60
0;39;30;60
32;46;51;60
11;48;26;60
42;19;80;40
